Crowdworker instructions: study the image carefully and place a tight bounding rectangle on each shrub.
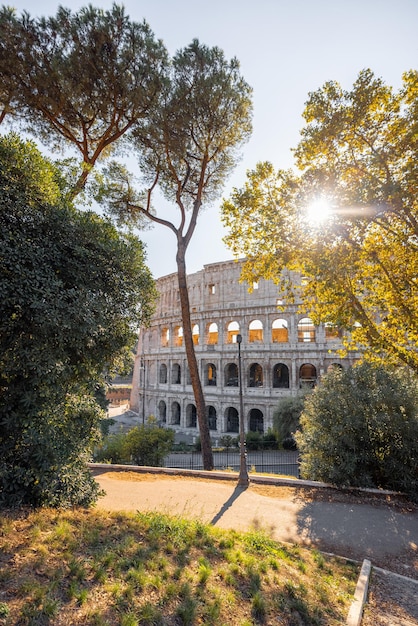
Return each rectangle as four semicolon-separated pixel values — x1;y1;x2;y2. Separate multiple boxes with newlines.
219;435;238;450
125;425;174;467
245;431;262;450
273;394;307;447
94;431;128;464
262;429;278;449
296;362;418;501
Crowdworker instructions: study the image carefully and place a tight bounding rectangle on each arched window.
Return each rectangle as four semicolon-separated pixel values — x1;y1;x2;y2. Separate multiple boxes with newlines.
299;363;317;388
325;323;342;340
249;319;263;343
272;318;288;343
273;363;289;388
225;363;238;386
158;400;166;423
225;407;239;433
207;322;218;345
207;406;217;431
298;317;315;342
159;363;167;384
161;327;169;347
206;363;217;386
186;404;197;428
249;363;263;387
192;323;199;345
327;363;343;373
249;409;264;433
227;321;240;344
171;401;180;425
171;363;181;385
174;325;183;347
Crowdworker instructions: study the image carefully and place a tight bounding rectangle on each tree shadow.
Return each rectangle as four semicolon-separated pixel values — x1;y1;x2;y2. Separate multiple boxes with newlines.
210;484;249;525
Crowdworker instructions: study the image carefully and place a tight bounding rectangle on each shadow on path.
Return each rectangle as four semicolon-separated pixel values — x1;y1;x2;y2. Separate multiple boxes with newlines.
210;484;249;525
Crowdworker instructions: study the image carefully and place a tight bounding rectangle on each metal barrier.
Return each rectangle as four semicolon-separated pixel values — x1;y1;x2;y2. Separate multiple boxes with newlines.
164;449;299;478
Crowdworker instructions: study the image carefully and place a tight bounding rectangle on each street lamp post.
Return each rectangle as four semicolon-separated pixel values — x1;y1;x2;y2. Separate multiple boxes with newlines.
236;334;249;486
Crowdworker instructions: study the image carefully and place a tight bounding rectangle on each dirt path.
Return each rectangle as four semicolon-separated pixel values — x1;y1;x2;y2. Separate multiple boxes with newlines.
93;469;418;575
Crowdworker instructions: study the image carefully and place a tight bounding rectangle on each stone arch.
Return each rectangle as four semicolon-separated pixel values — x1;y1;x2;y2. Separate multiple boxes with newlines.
225;407;239;433
249;363;263;387
186;403;197;428
158;400;166;423
249;408;264;433
205;363;217;386
171;363;181;385
272;318;288;343
192;323;199;345
327;363;343;372
249;319;263;343
225;363;238;386
174;325;183;347
161;327;169;347
299;363;317;388
272;363;289;388
159;363;167;384
171;401;180;425
226;320;240;344
298;317;315;342
207;322;218;345
207;405;217;431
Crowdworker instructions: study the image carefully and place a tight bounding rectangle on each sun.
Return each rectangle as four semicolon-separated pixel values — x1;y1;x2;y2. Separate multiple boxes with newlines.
306;198;332;225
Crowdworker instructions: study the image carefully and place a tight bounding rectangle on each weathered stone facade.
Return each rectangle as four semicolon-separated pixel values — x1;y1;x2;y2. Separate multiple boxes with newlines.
130;260;361;437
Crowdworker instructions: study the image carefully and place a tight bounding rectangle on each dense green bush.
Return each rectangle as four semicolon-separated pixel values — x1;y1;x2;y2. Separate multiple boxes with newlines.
125;425;174;466
273;394;307;448
0;135;156;508
95;424;174;467
296;362;418;501
219;435;239;450
245;430;278;451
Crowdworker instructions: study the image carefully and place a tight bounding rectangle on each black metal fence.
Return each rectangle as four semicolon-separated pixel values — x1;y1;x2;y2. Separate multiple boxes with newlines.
164;449;300;478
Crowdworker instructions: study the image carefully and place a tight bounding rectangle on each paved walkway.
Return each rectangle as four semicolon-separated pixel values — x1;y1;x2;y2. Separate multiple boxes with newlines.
92;468;418;624
92;468;418;571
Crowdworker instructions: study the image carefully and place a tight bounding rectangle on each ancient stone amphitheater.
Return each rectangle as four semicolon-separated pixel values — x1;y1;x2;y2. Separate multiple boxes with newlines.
130;260;360;437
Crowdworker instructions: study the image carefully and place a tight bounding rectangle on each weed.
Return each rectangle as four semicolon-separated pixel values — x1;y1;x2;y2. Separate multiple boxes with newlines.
138;601;164;625
251;590;267;621
120;612;139;626
0;603;10;618
198;557;212;585
175;596;197;625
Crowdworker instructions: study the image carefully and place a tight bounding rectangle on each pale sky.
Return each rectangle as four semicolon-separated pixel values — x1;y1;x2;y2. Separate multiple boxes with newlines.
8;0;418;277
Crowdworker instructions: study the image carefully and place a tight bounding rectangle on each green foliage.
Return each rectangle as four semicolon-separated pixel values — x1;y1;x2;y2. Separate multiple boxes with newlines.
94;431;128;465
245;430;278;451
95;424;174;467
273;395;307;447
219;435;238;450
222;70;418;374
0;4;168;197
125;425;175;467
0;134;157;507
296;362;418;501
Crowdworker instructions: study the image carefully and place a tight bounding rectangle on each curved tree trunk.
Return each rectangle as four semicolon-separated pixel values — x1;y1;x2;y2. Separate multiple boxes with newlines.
176;238;214;470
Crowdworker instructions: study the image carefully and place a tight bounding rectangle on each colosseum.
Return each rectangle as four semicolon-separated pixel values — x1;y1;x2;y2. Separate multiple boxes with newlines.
130;259;361;438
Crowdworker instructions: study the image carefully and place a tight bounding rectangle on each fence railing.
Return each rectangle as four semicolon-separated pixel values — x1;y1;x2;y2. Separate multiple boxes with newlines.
164;449;300;478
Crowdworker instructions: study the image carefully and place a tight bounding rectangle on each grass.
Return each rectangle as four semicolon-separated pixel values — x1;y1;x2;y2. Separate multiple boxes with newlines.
0;508;359;625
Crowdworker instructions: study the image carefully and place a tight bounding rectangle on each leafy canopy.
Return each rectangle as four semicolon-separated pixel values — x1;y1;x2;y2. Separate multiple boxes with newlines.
0;3;168;196
0;133;157;507
222;70;418;373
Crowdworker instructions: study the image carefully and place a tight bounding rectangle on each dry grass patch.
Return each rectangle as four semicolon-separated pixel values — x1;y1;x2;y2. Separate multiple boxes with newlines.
0;507;358;625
